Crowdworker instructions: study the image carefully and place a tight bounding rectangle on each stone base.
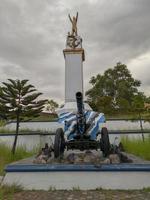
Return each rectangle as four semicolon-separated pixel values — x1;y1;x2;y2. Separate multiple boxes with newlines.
2;151;150;190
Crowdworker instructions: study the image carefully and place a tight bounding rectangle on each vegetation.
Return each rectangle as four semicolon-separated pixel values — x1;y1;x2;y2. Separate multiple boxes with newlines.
0;79;46;154
105;112;150;120
72;186;81;191
30;114;58;121
86;62;150;116
0;186;150;199
48;186;56;191
0;120;6;127
0;143;37;175
121;136;150;160
0;184;23;199
45;99;59;113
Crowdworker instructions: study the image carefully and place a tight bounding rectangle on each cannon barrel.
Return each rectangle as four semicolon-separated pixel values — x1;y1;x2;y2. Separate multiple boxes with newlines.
76;91;86;134
76;91;84;114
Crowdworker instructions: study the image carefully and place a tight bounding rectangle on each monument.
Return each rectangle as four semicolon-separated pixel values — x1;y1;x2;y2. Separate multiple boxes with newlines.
3;13;150;191
57;12;91;114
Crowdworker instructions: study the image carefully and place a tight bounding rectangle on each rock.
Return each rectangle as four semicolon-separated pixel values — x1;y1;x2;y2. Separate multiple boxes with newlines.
119;142;125;152
74;154;84;164
33;155;47;164
109;154;120;164
119;152;133;163
33;158;47;164
84;151;97;163
66;153;84;164
66;153;75;163
41;159;47;164
101;158;110;164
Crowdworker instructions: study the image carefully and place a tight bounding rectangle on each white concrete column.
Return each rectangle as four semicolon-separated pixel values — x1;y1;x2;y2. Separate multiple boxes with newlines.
63;49;85;103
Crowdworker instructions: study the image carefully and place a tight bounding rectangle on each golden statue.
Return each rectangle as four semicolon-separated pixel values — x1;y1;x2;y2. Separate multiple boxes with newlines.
68;12;78;36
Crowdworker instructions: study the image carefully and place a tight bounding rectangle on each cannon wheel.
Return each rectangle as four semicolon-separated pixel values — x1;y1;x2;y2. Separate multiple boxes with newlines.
54;128;65;158
100;127;110;157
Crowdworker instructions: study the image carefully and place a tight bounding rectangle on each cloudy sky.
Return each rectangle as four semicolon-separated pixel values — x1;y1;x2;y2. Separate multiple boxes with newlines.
0;0;150;103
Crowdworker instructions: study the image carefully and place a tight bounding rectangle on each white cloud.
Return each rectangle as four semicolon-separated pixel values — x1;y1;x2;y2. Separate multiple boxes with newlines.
128;51;150;95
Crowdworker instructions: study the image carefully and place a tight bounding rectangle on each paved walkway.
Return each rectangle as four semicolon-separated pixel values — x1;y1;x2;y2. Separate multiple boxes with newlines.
5;190;150;200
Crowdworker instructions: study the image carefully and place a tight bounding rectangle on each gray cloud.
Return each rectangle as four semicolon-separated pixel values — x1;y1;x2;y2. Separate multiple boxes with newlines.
0;0;150;104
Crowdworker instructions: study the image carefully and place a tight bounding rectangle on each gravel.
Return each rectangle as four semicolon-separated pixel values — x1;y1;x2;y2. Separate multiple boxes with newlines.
6;190;150;200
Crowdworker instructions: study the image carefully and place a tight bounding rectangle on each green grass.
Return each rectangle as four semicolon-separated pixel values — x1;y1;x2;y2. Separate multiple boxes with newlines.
30;115;57;121
0;184;23;199
121;136;150;160
0;121;6;128
142;187;150;192
0;144;37;175
72;186;81;191
48;186;56;191
105;111;150;120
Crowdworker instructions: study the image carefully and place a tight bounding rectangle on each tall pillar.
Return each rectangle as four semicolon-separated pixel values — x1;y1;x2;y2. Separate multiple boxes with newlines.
63;46;85;102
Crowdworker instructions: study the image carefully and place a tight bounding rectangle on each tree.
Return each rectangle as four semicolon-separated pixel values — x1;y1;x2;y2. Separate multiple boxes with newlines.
0;87;7;120
116;97;130;112
86;62;142;113
0;79;46;154
45;99;59;113
95;96;114;114
131;93;145;112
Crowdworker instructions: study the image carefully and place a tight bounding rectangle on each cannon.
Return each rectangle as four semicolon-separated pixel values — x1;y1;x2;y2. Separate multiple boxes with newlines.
54;92;110;158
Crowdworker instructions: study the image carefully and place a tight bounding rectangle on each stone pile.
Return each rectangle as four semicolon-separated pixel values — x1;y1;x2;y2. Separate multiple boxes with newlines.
33;145;132;165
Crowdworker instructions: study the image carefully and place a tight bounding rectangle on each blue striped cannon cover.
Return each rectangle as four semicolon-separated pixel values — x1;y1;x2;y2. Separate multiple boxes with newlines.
58;111;106;140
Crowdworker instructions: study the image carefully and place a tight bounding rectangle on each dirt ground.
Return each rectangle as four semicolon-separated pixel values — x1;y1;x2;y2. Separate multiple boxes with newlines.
3;190;150;200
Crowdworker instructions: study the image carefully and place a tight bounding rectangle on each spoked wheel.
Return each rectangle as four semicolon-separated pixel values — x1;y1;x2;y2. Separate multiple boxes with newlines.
54;128;65;158
100;127;110;157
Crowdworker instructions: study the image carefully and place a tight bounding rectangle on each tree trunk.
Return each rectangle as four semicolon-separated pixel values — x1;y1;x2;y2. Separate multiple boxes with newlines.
139;112;144;142
11;112;20;154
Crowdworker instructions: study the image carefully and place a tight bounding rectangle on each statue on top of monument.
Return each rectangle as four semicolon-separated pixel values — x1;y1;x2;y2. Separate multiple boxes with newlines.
68;12;78;36
66;12;82;49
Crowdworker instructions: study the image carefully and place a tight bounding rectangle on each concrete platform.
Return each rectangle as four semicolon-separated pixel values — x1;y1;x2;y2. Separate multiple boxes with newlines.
3;156;150;190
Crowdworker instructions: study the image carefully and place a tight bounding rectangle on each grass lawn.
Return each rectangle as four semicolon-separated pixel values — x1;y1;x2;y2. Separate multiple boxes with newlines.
0;144;36;175
121;136;150;160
